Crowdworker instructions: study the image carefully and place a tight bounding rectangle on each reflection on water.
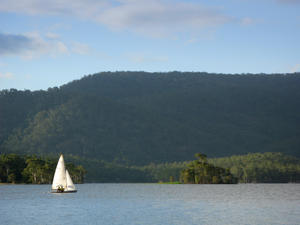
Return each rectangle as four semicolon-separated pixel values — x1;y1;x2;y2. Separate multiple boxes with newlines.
0;184;299;225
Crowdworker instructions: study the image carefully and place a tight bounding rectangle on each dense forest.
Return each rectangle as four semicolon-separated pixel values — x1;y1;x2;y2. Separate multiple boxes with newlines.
139;152;300;183
0;72;299;182
1;152;299;183
209;152;300;183
180;153;237;184
0;154;86;184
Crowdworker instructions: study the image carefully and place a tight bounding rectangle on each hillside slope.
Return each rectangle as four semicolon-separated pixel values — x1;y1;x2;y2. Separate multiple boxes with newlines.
1;72;300;165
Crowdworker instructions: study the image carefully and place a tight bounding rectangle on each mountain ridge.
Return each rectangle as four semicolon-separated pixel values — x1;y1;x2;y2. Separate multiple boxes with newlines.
1;71;300;165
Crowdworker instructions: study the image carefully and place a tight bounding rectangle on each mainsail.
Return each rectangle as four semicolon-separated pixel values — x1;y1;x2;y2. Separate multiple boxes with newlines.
51;155;77;192
52;155;67;190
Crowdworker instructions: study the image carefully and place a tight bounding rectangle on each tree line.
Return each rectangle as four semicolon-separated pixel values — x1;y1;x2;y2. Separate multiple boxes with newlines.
140;152;300;183
0;152;299;183
73;152;300;183
209;152;300;183
0;154;86;184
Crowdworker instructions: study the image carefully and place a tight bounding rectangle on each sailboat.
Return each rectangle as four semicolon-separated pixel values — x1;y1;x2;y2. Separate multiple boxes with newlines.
51;155;77;193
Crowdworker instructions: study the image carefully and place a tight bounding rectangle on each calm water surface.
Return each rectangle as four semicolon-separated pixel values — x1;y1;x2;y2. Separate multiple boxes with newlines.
0;183;299;225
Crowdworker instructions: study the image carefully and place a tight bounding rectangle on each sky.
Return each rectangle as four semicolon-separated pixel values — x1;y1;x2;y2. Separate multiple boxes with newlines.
0;0;300;90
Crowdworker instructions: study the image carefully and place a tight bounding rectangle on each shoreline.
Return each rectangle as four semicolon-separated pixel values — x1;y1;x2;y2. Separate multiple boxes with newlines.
1;182;299;185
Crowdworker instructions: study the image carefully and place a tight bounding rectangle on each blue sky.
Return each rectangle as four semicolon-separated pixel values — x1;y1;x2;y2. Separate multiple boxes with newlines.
0;0;300;90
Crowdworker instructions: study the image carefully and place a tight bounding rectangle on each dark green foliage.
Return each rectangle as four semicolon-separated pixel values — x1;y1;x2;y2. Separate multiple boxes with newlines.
137;152;300;184
1;152;298;183
66;156;151;183
1;72;300;167
0;154;26;183
137;161;187;183
180;153;238;184
0;88;71;148
0;154;86;184
209;152;300;183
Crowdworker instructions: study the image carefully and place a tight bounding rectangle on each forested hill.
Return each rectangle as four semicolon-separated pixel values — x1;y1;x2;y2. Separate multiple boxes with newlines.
1;71;300;165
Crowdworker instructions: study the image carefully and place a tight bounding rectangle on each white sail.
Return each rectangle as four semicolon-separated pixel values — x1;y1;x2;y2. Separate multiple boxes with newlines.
66;169;76;191
51;155;67;190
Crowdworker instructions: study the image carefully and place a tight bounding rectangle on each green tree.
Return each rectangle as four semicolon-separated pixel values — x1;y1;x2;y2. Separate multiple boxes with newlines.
181;153;237;184
0;154;25;183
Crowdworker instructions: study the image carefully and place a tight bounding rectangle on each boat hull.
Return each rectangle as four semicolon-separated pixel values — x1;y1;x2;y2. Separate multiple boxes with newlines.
51;189;77;193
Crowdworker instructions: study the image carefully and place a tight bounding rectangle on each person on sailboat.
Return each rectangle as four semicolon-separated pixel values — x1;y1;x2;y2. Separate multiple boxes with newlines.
57;184;65;193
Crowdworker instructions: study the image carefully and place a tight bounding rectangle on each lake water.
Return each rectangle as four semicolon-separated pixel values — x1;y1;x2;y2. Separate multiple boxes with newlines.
0;184;299;225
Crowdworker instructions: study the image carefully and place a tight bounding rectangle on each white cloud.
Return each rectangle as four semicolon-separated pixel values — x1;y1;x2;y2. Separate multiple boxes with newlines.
0;72;14;79
290;63;300;73
0;33;33;55
0;0;110;17
0;31;92;59
71;42;91;55
97;0;232;37
0;32;69;59
0;0;234;37
48;23;72;32
184;29;216;45
56;41;69;54
240;17;255;26
46;32;60;39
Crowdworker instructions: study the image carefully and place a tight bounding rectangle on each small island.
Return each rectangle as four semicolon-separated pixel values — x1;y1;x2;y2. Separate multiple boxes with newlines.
180;153;237;184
